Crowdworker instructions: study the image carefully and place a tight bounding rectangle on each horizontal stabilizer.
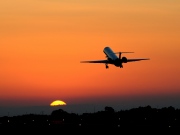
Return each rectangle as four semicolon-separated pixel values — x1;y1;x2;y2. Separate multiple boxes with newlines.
114;52;134;54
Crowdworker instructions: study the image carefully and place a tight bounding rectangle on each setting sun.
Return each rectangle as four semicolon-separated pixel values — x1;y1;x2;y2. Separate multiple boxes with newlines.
50;100;67;106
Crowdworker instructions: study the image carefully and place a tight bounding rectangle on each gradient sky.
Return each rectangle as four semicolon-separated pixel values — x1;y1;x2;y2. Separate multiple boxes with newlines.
0;0;180;114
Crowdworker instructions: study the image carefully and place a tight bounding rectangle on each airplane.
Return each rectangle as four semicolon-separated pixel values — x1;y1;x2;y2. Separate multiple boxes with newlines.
80;46;150;69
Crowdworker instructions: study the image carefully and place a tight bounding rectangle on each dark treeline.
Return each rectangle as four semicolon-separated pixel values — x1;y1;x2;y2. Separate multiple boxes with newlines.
0;105;180;133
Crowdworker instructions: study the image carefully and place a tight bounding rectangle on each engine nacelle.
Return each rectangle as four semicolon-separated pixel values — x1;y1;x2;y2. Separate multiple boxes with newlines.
121;57;127;63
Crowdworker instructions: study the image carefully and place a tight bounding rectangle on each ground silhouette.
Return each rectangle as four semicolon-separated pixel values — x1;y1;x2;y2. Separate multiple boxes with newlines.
0;105;180;133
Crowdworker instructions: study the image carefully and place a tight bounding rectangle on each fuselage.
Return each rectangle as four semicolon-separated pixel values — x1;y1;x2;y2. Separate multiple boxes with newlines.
103;46;123;67
103;47;118;61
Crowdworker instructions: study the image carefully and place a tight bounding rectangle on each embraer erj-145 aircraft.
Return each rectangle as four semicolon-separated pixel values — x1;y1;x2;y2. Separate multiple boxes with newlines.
80;46;150;69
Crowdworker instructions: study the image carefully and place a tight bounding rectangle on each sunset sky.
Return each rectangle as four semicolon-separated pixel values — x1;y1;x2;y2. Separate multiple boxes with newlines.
0;0;180;115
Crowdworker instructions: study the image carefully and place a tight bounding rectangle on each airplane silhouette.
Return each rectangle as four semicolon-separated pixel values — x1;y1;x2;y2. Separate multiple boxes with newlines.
80;46;150;69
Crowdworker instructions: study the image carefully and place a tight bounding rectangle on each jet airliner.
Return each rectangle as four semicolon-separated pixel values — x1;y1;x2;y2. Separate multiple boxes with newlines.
80;46;150;69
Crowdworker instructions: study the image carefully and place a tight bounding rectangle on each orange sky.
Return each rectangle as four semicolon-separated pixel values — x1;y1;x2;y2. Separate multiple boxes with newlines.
0;0;180;108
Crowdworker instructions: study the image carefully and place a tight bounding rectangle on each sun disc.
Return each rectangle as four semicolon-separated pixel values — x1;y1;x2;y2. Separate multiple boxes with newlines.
50;100;67;106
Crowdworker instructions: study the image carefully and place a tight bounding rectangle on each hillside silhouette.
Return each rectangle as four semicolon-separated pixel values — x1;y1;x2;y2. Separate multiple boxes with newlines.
0;105;180;133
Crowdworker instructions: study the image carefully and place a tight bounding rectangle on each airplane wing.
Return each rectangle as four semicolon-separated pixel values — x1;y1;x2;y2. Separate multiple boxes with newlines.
127;58;150;62
80;60;109;63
